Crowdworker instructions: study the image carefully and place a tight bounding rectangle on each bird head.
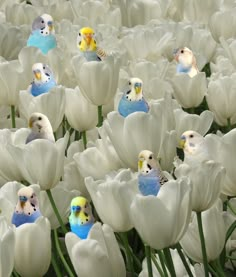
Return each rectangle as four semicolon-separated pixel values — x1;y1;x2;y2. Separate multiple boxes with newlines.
28;112;51;134
179;130;204;153
18;187;34;209
77;27;96;51
138;150;157;174
70;196;94;224
41;14;54;33
129;78;143;95
173;47;195;68
32;63;54;84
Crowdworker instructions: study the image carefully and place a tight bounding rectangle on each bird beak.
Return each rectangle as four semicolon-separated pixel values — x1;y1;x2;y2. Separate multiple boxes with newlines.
135;86;141;94
29;118;34;128
138;157;144;170
179;136;186;149
34;70;41;80
19;196;27;208
85;34;92;45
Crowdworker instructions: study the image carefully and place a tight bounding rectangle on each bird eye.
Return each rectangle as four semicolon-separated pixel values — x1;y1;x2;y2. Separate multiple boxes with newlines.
128;81;131;85
31;195;33;198
41;20;44;24
43;66;46;69
79;33;81;36
38;117;42;120
181;50;184;53
149;155;153;159
190;134;194;138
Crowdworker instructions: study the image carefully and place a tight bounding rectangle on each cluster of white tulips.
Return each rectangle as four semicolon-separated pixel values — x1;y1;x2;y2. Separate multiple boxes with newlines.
0;0;236;277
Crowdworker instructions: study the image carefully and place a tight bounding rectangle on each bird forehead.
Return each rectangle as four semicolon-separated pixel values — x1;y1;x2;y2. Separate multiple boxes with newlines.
18;187;34;197
139;150;153;159
41;14;53;22
71;196;87;207
32;63;43;71
130;78;142;85
80;27;94;35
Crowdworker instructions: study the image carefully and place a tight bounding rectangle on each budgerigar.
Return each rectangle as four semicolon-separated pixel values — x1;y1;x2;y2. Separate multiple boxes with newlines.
173;47;199;78
180;130;210;165
118;78;149;117
138;150;168;196
77;27;106;61
30;63;56;97
69;196;94;239
11;187;41;227
27;14;56;54
25;112;55;144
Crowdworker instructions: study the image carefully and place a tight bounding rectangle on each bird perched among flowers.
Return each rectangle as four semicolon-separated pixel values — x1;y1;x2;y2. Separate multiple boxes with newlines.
11;187;41;227
138;150;168;196
25;112;55;144
173;47;199;78
77;27;106;61
180;130;210;165
27;14;57;54
118;78;149;117
29;63;56;97
69;196;94;239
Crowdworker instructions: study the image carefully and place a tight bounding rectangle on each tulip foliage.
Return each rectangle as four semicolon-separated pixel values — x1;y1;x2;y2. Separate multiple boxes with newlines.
0;0;236;277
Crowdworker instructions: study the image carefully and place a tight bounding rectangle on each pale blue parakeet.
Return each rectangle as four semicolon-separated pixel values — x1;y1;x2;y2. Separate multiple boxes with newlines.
138;150;168;196
30;63;56;97
11;187;41;227
77;27;106;62
27;14;56;54
25;112;55;144
69;196;94;239
118;78;149;117
173;47;199;78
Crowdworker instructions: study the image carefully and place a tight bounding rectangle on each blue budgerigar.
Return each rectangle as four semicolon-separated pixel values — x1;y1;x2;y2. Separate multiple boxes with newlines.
27;14;56;54
118;78;149;117
30;63;56;97
11;187;41;227
138;150;168;196
173;47;199;78
77;27;106;62
25;112;55;144
69;196;94;239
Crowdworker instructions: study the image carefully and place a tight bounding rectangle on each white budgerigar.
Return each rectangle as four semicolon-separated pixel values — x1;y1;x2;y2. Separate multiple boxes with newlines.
180;130;210;165
138;150;168;196
11;187;41;227
173;47;199;78
25;112;55;144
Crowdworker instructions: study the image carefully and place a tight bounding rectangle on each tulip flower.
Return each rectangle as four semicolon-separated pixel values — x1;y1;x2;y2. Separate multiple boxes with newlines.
14;217;51;277
130;178;192;250
207;73;236;126
72;55;120;106
65;87;98;132
205;129;236;196
85;169;138;232
170;73;207;109
0;217;15;277
7;133;69;190
65;222;126;277
19;86;65;132
175;160;226;212
180;200;226;263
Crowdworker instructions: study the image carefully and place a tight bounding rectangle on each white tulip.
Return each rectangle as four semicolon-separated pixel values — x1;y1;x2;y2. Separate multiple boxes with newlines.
14;217;51;277
65;222;126;277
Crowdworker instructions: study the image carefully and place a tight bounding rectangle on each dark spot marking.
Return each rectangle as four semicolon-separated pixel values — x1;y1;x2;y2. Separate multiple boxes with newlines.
86;219;88;221
28;212;31;215
31;203;35;207
84;212;88;217
34;208;36;211
41;31;43;34
147;164;152;170
126;90;131;95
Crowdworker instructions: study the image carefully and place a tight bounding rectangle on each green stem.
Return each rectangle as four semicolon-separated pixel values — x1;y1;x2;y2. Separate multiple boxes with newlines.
97;105;103;127
176;243;194;277
12;270;20;277
54;230;75;277
210;260;225;277
81;131;87;149
74;130;80;141
196;211;209;277
163;247;176;277
145;244;153;277
151;253;164;277
51;252;63;277
46;190;68;234
227;118;232;132
119;232;134;276
227;201;236;216
11;105;16;128
157;250;169;277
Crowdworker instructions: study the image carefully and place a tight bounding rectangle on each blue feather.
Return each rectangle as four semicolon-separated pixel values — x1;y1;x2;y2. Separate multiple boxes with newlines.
30;78;56;96
176;63;191;74
70;222;94;239
27;30;57;54
11;211;41;227
118;95;149;117
138;169;160;196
